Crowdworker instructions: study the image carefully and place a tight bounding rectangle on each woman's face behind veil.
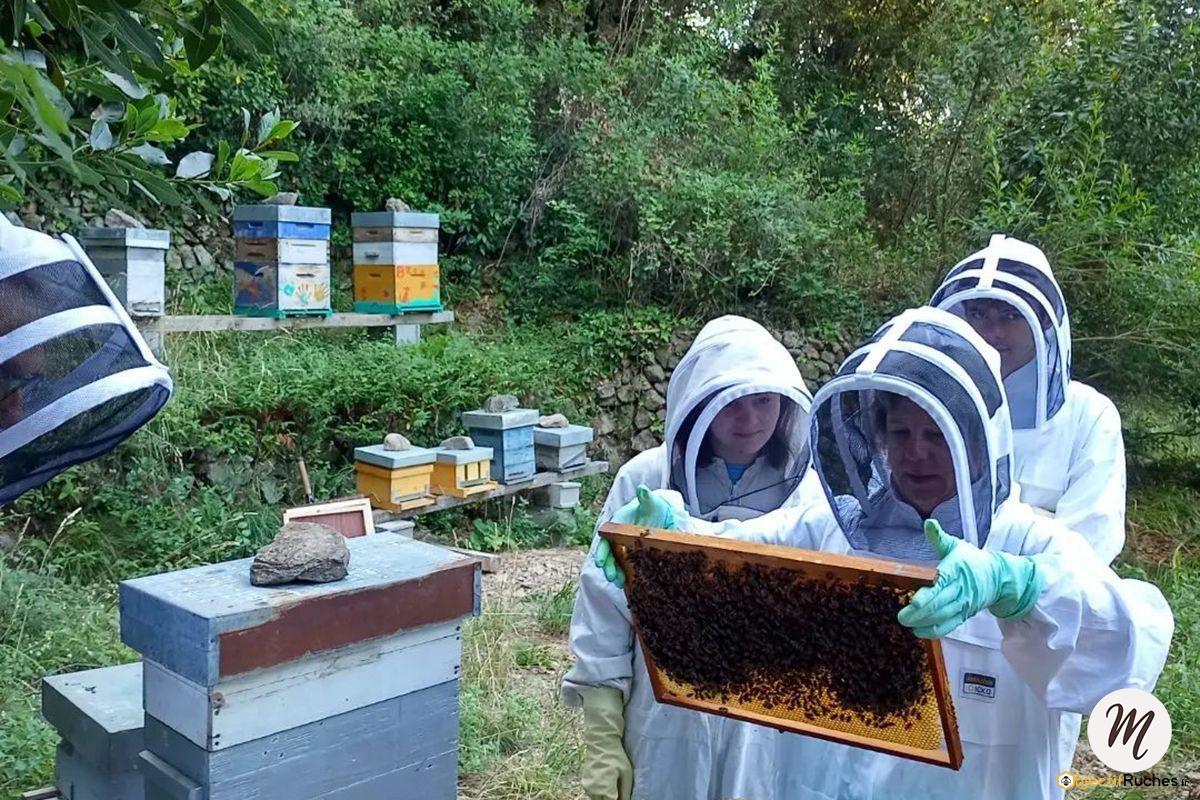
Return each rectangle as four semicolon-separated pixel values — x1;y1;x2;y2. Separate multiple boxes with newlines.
882;395;956;517
706;392;782;464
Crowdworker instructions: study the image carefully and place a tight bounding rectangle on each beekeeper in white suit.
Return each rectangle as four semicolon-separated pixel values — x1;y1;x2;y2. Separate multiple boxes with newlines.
0;215;172;505
564;315;826;800
597;307;1173;800
931;235;1130;775
931;234;1126;564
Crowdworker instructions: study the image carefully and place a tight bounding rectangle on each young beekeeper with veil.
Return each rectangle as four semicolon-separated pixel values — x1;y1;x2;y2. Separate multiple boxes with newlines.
930;233;1126;564
931;235;1131;774
0;214;172;505
564;315;826;800
595;307;1173;800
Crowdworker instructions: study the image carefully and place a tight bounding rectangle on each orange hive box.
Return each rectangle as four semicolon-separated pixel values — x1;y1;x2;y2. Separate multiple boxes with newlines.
354;444;437;512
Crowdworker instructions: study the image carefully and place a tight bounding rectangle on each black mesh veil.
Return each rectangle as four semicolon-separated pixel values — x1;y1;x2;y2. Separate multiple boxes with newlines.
0;219;172;504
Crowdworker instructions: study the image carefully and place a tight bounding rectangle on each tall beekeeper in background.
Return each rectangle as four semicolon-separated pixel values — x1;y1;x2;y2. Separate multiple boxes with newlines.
930;234;1126;565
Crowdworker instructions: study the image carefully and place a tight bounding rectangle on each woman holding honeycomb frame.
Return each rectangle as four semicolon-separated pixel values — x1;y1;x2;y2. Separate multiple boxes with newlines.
564;315;829;800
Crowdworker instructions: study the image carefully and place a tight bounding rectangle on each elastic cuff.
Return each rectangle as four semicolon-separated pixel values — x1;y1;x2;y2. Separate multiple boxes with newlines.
991;554;1043;620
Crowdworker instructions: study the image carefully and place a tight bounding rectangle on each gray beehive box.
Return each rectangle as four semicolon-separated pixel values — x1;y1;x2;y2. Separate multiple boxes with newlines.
80;227;170;317
42;662;145;800
533;424;594;470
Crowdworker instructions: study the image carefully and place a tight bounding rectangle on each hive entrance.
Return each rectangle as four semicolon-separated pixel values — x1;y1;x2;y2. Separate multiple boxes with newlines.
599;522;963;769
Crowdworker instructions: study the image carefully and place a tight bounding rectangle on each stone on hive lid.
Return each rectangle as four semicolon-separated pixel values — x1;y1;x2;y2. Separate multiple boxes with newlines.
484;394;520;413
538;413;569;428
385;197;411;212
383;432;412;451
104;208;145;228
440;435;475;450
264;192;300;205
250;522;349;586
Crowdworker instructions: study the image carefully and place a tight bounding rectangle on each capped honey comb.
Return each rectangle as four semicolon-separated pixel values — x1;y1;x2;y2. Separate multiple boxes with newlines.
599;522;963;769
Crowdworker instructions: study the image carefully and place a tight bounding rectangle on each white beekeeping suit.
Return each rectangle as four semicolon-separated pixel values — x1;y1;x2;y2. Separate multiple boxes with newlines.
0;215;172;505
931;234;1126;565
930;236;1128;775
563;315;825;800
667;308;1172;800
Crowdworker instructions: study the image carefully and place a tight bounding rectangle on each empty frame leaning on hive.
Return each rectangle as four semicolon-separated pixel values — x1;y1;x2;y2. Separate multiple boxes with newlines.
598;522;963;770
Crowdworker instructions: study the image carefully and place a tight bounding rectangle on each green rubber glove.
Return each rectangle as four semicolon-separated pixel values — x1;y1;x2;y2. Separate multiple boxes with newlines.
578;686;634;800
594;485;685;589
897;519;1044;639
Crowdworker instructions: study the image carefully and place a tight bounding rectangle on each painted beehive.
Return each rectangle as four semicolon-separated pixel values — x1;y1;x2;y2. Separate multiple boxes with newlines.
235;237;329;265
42;662;145;800
232;205;332;319
354;443;437;512
120;535;480;800
351;211;442;313
430;445;497;498
461;408;538;484
233;262;332;317
533;423;594;471
79;227;170;317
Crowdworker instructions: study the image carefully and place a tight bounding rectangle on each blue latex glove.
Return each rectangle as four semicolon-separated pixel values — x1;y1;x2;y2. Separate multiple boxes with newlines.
897;519;1043;639
594;485;685;589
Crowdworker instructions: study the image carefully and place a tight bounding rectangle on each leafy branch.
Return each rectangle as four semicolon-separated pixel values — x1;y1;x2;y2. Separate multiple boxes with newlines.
0;0;299;208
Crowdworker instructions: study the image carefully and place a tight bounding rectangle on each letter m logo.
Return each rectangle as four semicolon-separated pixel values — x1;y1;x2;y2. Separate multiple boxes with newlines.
1105;703;1156;761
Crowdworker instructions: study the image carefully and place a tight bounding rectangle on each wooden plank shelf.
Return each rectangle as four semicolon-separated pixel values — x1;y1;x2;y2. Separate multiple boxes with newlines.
136;310;454;334
374;461;609;521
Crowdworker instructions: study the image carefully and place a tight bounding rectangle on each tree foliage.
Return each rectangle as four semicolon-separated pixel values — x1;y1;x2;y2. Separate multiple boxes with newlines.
0;0;299;208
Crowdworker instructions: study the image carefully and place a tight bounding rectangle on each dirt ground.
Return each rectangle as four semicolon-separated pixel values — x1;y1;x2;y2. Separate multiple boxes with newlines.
482;546;586;607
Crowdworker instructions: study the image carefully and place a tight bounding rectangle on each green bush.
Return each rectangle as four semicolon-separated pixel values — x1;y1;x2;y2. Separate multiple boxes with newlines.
0;312;670;583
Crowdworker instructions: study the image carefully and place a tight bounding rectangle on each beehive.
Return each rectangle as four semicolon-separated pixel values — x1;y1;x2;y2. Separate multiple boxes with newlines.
351;212;442;313
79;227;170;317
533;423;594;471
430;445;497;498
120;535;480;800
462;408;538;484
232;205;332;318
354;444;437;512
41;663;145;800
599;522;963;770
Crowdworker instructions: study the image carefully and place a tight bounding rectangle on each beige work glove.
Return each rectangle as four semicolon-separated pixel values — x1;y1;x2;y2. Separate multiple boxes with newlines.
578;685;634;800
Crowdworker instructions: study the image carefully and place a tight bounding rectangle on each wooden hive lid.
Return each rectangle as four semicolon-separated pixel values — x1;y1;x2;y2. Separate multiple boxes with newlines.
119;536;480;687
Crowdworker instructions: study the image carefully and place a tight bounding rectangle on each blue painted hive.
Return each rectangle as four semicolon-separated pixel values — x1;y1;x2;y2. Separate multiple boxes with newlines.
461;407;538;484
